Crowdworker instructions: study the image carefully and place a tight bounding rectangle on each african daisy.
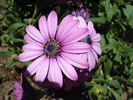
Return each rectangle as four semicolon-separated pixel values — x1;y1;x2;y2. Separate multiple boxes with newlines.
18;11;91;88
74;16;102;71
13;73;36;100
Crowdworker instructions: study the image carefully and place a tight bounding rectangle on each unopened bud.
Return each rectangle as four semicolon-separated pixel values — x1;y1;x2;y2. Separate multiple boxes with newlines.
106;75;113;81
11;54;18;61
92;85;103;96
2;35;10;43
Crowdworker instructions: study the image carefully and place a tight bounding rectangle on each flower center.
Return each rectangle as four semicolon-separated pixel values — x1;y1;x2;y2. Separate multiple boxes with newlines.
81;35;92;45
44;39;60;57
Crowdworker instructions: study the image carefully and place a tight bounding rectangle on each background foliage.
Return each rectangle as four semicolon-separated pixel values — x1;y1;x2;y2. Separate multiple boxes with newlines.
0;0;133;100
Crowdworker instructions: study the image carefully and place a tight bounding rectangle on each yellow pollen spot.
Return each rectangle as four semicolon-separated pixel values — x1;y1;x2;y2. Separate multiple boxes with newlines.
47;56;50;57
56;45;60;47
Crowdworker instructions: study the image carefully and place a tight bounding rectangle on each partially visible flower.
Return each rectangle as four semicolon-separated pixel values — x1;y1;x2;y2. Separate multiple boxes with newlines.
71;0;89;23
18;11;91;88
72;8;89;23
74;16;102;71
63;70;92;91
13;73;36;100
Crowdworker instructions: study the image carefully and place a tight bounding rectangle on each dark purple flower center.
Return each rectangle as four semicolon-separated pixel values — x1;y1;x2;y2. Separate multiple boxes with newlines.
44;39;60;57
81;35;92;45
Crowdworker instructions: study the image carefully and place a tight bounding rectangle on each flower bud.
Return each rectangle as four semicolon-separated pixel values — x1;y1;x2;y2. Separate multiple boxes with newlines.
106;75;113;81
92;85;103;96
2;35;10;43
11;54;18;61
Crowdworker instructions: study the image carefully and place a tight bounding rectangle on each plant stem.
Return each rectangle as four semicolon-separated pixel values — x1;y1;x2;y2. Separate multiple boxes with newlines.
30;4;38;25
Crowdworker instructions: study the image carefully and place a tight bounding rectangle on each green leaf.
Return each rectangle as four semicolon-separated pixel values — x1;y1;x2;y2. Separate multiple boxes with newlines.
88;89;93;100
128;19;133;28
128;72;133;83
116;49;133;57
104;59;112;75
109;80;121;89
108;87;122;100
129;98;133;100
0;5;8;8
0;51;13;57
89;17;106;24
12;38;25;43
127;82;133;87
105;0;110;12
123;5;133;19
100;34;106;49
8;23;26;32
107;4;118;22
94;79;108;84
116;87;123;94
109;39;119;49
22;62;30;67
112;76;126;81
10;35;25;43
103;83;108;95
85;82;94;87
4;59;18;67
11;0;14;4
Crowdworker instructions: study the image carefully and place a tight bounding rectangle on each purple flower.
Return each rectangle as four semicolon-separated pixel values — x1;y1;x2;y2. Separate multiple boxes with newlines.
72;8;89;23
13;81;26;100
13;73;36;100
74;16;102;71
71;0;89;23
18;11;91;88
63;70;92;91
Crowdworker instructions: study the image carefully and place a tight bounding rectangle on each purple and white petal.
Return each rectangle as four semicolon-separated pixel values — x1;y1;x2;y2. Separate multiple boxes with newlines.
48;58;63;88
22;44;44;51
92;49;98;62
25;55;46;76
56;16;79;42
18;51;44;62
91;33;101;42
39;15;49;40
87;21;95;34
61;42;91;53
57;56;78;81
24;34;42;45
26;25;45;43
56;15;74;41
87;51;96;71
47;11;57;39
74;16;87;28
61;52;89;69
80;53;88;61
61;28;89;45
35;58;49;82
92;43;102;55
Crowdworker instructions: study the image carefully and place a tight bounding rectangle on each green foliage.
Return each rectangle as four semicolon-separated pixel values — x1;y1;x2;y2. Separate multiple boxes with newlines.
84;0;133;99
0;51;13;57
